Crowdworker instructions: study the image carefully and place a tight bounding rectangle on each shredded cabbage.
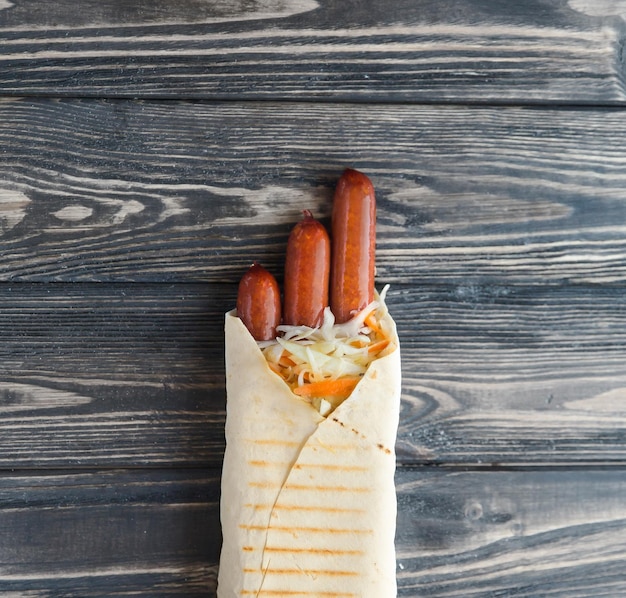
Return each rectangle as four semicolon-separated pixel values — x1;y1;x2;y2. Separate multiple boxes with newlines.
259;286;394;415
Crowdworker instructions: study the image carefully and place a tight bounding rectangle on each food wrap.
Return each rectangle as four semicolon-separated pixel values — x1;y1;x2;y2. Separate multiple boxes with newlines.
218;306;401;597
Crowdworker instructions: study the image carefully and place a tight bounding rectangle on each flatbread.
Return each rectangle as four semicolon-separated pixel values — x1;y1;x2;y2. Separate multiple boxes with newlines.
218;307;401;597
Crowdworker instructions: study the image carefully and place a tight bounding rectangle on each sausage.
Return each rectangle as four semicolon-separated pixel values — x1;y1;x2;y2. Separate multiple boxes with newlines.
283;210;331;327
330;168;376;324
237;262;281;341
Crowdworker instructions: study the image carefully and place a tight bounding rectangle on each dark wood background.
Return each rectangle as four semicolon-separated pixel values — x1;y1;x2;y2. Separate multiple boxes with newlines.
2;0;626;595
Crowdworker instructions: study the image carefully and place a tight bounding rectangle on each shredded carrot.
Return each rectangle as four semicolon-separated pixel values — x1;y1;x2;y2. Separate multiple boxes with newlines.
264;303;393;408
293;376;361;399
367;339;390;354
350;339;368;348
268;362;283;375
279;354;297;368
364;312;382;335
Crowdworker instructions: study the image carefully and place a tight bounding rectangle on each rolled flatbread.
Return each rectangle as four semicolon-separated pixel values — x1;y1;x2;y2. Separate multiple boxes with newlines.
218;304;401;597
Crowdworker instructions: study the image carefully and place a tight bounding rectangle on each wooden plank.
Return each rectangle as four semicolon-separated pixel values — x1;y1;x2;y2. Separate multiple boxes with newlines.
1;467;626;596
0;283;228;468
1;0;625;103
0;468;220;595
0;282;625;467
396;283;626;465
2;99;626;284
395;466;626;596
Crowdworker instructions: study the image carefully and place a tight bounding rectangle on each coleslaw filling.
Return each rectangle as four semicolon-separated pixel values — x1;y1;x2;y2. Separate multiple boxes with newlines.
258;286;395;416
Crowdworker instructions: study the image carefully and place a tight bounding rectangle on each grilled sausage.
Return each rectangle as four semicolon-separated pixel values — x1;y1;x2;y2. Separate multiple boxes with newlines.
283;210;331;327
330;169;376;323
237;263;281;340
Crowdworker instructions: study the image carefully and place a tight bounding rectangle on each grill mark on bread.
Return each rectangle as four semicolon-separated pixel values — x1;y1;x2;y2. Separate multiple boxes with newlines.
286;483;370;492
244;568;358;576
241;591;357;596
239;524;373;534
244;503;366;514
263;546;365;555
248;460;367;472
248;481;370;492
241;546;364;555
377;442;392;454
247;439;300;446
250;439;360;451
312;440;361;451
292;462;367;472
330;416;367;439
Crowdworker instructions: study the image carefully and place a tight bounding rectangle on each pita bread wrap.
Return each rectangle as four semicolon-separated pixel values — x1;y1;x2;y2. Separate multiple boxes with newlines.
218;296;401;597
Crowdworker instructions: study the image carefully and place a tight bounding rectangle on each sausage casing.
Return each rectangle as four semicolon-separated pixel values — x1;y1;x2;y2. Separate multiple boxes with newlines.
330;169;376;324
283;210;331;328
237;263;281;341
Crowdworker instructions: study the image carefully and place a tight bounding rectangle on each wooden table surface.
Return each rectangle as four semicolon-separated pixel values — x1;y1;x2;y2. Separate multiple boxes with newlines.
2;0;626;595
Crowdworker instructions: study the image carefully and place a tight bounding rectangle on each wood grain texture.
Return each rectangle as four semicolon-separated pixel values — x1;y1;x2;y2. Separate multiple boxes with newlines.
0;283;227;468
1;0;626;103
2;467;626;596
396;284;626;465
2;99;626;284
2;0;626;595
0;469;220;596
395;467;626;597
0;282;625;467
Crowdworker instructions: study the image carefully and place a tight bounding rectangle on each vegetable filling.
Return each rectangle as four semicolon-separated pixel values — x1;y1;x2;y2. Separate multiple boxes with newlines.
258;286;395;416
